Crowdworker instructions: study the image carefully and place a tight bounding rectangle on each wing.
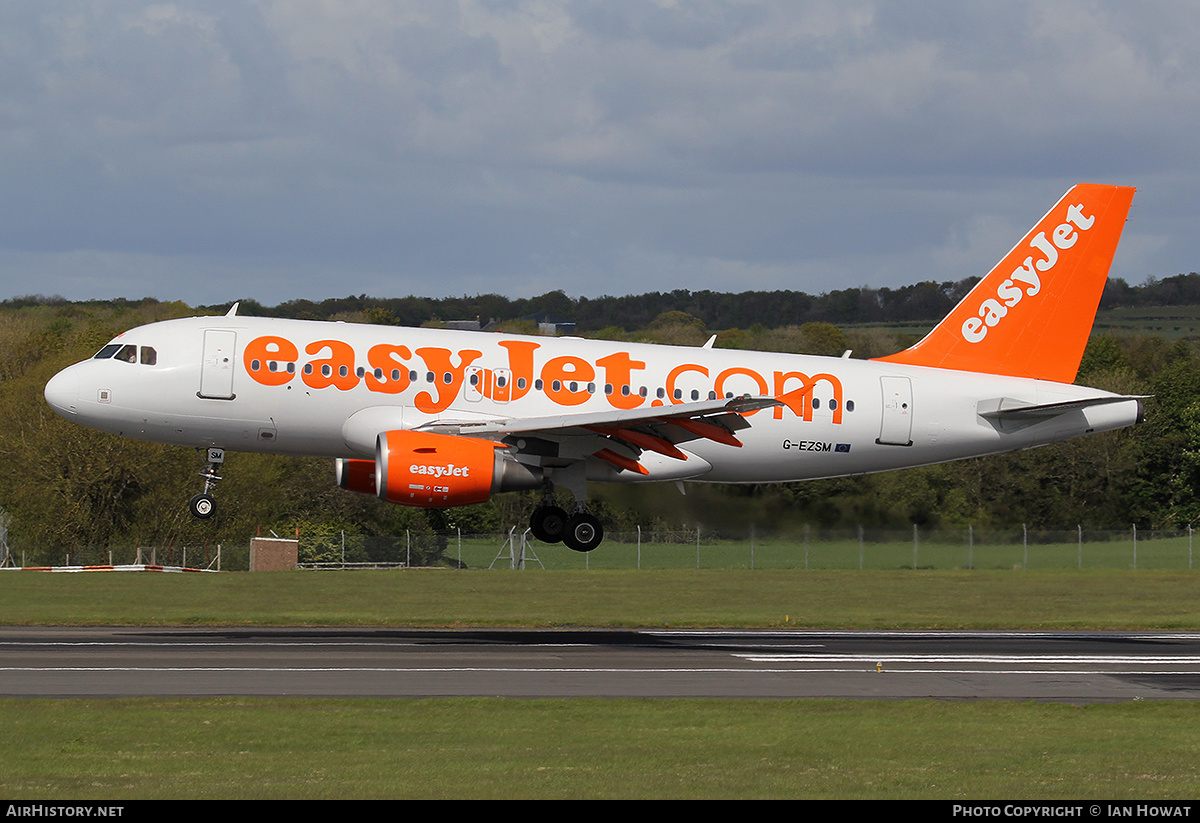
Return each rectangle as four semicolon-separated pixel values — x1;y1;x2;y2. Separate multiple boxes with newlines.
418;395;781;480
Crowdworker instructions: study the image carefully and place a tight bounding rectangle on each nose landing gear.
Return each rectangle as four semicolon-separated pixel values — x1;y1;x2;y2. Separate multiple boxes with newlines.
189;447;224;519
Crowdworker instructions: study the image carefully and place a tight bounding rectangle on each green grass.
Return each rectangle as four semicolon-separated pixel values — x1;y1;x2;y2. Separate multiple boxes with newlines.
2;698;1199;799
5;569;1200;799
456;533;1196;571
2;568;1200;628
1093;305;1200;338
60;528;1197;571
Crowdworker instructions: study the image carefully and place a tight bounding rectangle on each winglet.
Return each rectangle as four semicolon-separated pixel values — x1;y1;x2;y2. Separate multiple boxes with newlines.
873;184;1135;383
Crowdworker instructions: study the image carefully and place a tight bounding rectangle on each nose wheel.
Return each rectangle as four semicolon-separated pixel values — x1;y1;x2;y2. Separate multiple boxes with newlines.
189;448;224;519
189;493;216;519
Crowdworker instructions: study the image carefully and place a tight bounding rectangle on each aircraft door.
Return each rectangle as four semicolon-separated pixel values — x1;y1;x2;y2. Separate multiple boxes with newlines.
465;367;484;402
493;368;512;403
877;376;913;446
199;330;237;399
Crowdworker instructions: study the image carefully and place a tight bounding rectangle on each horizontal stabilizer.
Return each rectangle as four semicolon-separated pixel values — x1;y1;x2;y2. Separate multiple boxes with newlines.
978;395;1147;430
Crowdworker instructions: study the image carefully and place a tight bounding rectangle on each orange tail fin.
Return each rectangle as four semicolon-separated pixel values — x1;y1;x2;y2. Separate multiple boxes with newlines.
873;184;1135;383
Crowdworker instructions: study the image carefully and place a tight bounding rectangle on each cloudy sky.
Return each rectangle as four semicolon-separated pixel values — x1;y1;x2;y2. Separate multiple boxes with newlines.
2;0;1198;306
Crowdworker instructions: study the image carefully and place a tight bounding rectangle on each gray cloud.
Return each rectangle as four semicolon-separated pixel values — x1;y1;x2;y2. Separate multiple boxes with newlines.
1;0;1198;305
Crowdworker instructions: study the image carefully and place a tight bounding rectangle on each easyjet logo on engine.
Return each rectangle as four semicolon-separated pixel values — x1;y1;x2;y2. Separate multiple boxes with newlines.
242;336;845;423
961;202;1095;344
410;463;471;478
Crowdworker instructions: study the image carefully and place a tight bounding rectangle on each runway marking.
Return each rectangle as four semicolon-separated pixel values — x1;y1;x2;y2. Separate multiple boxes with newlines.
0;641;601;648
4;664;1200;676
0;666;881;674
651;630;1200;641
735;654;1200;664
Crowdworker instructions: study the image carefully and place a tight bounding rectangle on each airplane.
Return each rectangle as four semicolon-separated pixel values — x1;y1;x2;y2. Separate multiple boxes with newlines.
43;184;1143;553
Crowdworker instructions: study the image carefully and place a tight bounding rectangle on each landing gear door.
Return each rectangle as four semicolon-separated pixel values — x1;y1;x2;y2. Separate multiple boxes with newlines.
877;376;913;446
199;330;237;399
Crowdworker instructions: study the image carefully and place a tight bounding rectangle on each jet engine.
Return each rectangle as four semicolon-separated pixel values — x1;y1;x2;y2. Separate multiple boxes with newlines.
338;430;541;508
335;457;378;496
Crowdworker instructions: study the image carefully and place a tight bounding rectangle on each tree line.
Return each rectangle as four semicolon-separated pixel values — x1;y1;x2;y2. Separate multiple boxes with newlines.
1;285;1199;566
7;271;1199;332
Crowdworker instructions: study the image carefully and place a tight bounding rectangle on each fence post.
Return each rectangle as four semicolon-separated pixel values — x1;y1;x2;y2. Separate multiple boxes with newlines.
913;524;918;570
804;524;809;570
1190;524;1193;570
696;525;701;570
968;525;973;570
637;525;642;570
751;523;756;570
1133;524;1137;570
1078;524;1082;570
1023;523;1028;570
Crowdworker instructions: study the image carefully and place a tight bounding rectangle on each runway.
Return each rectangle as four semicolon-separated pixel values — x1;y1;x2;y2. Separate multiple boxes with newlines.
4;627;1200;701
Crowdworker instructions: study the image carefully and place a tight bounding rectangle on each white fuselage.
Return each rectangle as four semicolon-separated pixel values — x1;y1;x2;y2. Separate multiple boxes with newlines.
43;315;1141;485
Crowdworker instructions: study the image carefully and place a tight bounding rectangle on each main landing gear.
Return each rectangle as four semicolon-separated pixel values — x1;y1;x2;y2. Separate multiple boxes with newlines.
188;447;224;520
528;484;603;552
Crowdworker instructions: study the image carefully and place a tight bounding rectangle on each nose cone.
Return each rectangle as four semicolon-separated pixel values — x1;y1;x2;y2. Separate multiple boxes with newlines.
44;365;79;417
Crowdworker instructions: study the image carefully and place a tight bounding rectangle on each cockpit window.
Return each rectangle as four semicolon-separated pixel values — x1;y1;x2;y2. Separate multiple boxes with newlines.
93;343;156;364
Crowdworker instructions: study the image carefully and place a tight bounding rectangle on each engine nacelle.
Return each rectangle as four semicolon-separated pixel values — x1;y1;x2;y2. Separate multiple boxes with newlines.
335;457;377;496
369;430;541;508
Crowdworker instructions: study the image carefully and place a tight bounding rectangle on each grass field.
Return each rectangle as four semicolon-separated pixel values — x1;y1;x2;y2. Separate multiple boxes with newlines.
54;527;1198;572
4;698;1200;799
4;568;1200;799
446;531;1194;572
2;567;1200;628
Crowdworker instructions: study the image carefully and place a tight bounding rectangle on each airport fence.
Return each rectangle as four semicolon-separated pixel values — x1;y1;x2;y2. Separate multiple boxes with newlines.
8;542;223;571
22;525;1199;572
